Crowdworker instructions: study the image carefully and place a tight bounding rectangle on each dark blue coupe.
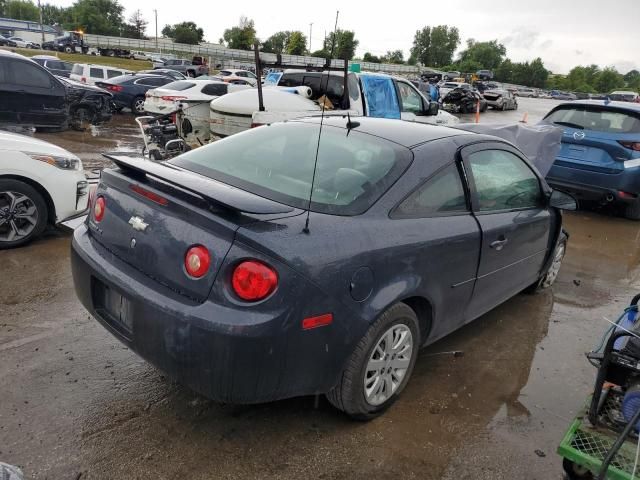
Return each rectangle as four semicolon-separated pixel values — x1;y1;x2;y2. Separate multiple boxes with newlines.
71;117;574;419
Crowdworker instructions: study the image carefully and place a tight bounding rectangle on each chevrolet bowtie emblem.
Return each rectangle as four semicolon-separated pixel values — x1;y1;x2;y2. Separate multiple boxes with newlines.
128;216;149;232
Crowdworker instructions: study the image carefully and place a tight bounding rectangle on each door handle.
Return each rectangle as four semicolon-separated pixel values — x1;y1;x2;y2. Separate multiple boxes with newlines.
490;238;508;251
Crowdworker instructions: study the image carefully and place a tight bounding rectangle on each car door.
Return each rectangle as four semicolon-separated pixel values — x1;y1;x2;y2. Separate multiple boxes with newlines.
395;80;428;122
6;58;67;127
462;143;551;320
0;57;17;123
391;160;481;338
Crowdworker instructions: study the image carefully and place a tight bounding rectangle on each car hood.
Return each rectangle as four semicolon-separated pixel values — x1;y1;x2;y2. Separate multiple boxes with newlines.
0;130;79;159
57;76;112;96
211;88;321;114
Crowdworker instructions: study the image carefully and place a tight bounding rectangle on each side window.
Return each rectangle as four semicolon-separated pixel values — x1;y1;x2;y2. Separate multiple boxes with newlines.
90;68;104;79
468;149;541;211
397;81;424;114
107;70;123;79
10;61;51;88
236;71;247;77
394;164;467;218
279;73;303;87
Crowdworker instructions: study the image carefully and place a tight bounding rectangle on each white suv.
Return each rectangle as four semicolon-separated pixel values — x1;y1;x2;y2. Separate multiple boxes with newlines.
129;51;151;61
0;130;88;248
70;63;133;85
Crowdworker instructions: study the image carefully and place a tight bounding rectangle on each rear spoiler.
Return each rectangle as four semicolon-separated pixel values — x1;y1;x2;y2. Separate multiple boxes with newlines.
103;155;294;215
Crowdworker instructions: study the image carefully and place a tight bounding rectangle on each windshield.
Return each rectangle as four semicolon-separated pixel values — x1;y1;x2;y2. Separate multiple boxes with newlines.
545;106;640;133
169;122;412;215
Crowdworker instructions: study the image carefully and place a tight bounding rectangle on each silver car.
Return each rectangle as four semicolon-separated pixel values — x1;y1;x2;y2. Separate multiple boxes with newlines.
483;89;518;110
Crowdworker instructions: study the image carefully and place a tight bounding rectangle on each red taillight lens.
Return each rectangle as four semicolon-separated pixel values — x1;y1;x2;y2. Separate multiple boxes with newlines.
231;260;278;301
106;85;123;92
618;141;640;152
129;184;168;206
94;196;105;222
184;245;211;278
250;122;263;128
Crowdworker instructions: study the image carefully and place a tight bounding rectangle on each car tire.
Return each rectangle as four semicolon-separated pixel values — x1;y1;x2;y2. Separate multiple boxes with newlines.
0;179;49;249
624;200;640;220
326;302;420;420
562;459;593;480
501;102;507;111
64;46;73;54
526;234;567;293
131;96;146;115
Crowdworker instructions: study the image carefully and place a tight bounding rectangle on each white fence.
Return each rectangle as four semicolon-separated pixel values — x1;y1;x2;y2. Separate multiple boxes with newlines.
83;34;421;74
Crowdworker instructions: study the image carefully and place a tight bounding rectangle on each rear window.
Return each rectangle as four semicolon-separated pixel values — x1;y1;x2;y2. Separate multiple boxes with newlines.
169;122;412;215
163;81;195;91
443;83;459;88
107;70;124;78
90;68;104;79
71;64;83;75
200;83;227;96
545;106;640;133
219;70;232;76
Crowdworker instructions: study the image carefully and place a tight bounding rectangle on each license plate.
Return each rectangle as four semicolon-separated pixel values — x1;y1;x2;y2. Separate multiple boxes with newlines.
92;279;133;336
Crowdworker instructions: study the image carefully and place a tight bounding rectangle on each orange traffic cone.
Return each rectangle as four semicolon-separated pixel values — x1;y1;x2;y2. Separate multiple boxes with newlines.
520;112;529;123
475;100;480;124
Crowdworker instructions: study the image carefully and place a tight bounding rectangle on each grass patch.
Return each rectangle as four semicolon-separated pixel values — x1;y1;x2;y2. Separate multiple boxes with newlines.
1;47;153;71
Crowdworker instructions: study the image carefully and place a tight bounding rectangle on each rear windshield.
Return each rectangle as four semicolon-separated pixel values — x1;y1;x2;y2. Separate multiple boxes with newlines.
169;122;412;215
163;81;195;91
544;106;640;133
443;83;460;88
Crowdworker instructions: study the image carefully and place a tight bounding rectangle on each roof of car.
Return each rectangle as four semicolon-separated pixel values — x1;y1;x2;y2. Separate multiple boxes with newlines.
0;49;32;60
554;100;640;112
293;116;473;148
32;55;61;60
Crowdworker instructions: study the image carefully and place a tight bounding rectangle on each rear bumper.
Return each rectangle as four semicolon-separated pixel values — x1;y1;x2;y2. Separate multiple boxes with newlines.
71;225;352;404
547;162;640;203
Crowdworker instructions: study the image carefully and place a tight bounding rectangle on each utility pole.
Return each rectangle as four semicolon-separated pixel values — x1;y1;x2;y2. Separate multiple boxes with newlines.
309;22;313;52
153;9;158;52
37;0;45;45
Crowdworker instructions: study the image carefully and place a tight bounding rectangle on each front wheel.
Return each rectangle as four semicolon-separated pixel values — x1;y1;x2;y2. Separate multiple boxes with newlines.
0;180;48;249
562;459;593;480
64;46;73;54
526;235;567;293
326;303;420;420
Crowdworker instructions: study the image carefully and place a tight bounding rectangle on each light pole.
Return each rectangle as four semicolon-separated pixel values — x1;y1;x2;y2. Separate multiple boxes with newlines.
309;22;313;53
37;0;45;45
153;9;158;52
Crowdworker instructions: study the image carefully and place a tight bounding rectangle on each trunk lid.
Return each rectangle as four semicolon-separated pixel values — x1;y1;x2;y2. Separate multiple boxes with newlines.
557;127;636;173
89;155;295;302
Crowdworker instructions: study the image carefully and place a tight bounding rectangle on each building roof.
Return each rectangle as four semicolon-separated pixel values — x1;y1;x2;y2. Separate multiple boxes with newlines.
0;17;58;34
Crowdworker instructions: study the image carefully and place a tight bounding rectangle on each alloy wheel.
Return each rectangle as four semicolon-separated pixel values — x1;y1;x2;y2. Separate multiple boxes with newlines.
364;324;413;406
134;99;145;114
0;191;39;243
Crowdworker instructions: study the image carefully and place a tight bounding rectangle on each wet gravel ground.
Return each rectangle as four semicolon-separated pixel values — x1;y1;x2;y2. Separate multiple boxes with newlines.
2;98;639;479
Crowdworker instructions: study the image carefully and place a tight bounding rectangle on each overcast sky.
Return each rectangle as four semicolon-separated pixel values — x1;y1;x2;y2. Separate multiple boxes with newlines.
48;0;639;74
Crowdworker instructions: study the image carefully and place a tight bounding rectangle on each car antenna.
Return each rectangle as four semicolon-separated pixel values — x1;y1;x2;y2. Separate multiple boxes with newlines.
303;9;339;234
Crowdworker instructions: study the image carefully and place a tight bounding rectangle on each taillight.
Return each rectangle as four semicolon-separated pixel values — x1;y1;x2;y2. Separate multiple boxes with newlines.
250;122;264;128
106;85;123;92
94;196;105;222
129;184;168;206
231;260;278;301
184;245;211;278
81;77;86;83
618;141;640;152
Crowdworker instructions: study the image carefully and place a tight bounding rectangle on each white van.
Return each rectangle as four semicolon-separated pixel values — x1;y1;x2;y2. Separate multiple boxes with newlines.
70;64;133;85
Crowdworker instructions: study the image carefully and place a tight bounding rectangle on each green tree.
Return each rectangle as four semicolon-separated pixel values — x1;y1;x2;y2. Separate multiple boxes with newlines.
495;58;513;83
41;3;70;26
285;30;307;55
262;31;288;54
67;0;124;35
381;50;404;64
221;16;256;50
363;52;381;63
5;0;39;21
126;9;147;39
527;57;549;88
594;67;625;93
323;29;359;60
410;25;460;67
162;21;204;43
261;30;307;55
457;39;506;71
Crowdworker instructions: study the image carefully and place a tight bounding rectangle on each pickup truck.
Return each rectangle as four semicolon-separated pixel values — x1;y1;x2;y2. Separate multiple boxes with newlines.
157;59;209;77
209;70;458;138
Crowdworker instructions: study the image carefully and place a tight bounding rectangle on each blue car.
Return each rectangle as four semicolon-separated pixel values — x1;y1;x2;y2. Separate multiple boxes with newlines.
543;100;640;219
71;117;574;419
96;74;174;114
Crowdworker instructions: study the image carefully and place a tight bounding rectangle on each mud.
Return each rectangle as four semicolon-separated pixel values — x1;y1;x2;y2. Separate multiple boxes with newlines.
2;97;639;479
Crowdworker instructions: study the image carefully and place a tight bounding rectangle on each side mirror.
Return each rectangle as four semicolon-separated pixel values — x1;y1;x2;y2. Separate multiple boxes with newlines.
426;101;439;116
549;190;577;210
